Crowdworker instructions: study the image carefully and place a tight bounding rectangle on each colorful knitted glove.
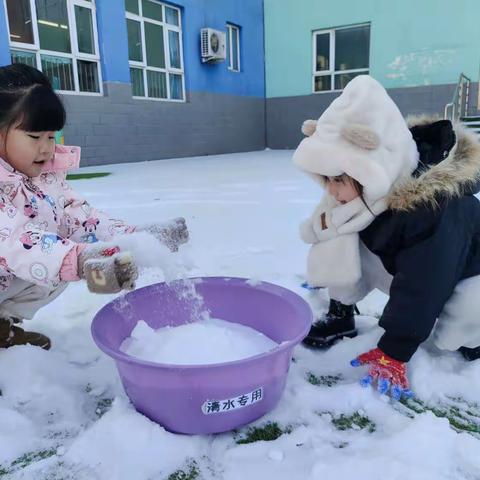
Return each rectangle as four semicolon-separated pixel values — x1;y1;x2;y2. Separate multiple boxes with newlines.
140;217;189;252
350;347;413;400
78;243;138;294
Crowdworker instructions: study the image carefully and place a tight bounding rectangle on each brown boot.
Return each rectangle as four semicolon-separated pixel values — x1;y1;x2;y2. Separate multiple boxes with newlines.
0;318;51;350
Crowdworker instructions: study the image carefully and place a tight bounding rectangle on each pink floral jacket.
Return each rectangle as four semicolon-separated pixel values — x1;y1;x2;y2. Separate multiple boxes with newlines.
0;145;133;291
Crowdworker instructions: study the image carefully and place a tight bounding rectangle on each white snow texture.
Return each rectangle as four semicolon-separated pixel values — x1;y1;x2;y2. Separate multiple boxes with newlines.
0;151;479;480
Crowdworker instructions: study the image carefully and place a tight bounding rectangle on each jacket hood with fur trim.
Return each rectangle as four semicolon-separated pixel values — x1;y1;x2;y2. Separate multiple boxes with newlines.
387;116;480;211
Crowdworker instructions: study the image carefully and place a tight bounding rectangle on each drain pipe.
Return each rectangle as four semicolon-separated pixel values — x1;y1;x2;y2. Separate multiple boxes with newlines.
262;0;267;150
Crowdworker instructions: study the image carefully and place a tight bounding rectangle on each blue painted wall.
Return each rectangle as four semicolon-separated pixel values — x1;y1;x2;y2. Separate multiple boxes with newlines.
0;1;10;66
96;0;131;84
0;0;265;97
179;0;265;97
95;0;265;96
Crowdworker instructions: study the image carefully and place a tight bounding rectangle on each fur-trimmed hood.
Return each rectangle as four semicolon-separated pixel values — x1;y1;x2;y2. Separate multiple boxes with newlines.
388;116;480;211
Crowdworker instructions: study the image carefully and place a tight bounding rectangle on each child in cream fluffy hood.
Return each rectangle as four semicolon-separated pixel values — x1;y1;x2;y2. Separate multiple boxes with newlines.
294;75;480;400
0;64;189;350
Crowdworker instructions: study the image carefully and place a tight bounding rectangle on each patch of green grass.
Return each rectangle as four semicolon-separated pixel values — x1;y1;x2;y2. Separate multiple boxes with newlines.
167;461;200;480
0;449;57;477
66;172;110;180
446;396;480;418
399;397;480;435
307;373;343;387
330;412;376;433
235;421;292;445
12;449;57;469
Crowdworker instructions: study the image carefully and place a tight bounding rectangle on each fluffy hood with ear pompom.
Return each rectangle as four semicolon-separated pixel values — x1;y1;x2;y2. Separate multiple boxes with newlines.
293;75;419;203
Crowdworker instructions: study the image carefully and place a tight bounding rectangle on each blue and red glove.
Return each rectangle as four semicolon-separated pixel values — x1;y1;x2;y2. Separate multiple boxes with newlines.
350;347;413;400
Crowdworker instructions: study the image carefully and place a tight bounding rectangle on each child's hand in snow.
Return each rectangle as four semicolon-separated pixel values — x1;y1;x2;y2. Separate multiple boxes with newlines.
78;243;138;294
140;217;189;252
351;347;414;401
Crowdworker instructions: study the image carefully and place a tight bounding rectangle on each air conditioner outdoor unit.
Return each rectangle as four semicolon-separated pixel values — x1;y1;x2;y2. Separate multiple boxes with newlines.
201;28;226;63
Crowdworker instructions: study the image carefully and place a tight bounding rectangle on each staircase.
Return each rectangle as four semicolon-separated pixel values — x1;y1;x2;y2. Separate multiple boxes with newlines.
460;116;480;136
444;74;480;136
444;73;471;122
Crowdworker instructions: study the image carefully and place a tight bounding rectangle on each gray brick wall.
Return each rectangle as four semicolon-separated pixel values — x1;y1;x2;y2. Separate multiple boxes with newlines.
61;81;479;163
266;83;480;150
61;83;266;167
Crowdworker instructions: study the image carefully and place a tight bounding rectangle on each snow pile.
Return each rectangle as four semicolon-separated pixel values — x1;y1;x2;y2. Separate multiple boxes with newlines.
120;318;278;365
0;151;479;480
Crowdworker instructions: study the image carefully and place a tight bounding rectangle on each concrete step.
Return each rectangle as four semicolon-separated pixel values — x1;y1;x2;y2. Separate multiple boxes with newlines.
460;116;480;134
463;127;480;134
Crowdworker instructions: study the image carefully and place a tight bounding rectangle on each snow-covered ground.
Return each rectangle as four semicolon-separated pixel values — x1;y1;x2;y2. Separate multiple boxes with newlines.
1;150;480;480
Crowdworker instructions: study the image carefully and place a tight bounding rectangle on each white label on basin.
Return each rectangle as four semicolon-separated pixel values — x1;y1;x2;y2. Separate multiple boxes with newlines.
202;387;264;415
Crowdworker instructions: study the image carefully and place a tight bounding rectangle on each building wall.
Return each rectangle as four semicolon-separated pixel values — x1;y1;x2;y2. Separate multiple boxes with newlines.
0;0;266;166
95;0;131;85
264;0;480;148
2;0;480;160
266;83;480;150
182;0;265;97
0;2;10;66
62;85;265;166
92;0;265;97
265;0;480;96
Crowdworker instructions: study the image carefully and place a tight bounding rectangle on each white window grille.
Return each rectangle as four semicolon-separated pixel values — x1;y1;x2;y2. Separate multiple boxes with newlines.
125;0;185;102
312;23;370;93
226;23;240;72
5;0;103;95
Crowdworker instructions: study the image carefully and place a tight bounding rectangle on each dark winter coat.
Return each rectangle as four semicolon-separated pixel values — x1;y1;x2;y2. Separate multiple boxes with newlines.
360;118;480;362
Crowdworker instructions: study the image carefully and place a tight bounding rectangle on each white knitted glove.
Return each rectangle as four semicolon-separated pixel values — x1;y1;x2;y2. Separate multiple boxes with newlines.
78;244;138;294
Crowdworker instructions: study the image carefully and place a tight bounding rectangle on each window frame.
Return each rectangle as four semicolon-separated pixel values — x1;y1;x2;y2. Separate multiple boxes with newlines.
227;23;240;73
4;0;103;96
312;23;370;94
125;0;185;103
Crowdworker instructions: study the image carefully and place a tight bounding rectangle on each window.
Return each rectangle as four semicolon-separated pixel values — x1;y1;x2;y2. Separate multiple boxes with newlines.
125;0;184;101
312;24;370;92
226;24;240;72
5;0;102;94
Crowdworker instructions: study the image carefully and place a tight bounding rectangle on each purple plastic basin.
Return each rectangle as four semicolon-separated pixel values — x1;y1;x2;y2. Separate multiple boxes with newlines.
91;277;312;434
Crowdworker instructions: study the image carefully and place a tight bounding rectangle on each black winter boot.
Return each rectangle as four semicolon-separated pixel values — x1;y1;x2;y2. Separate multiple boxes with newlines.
0;318;51;350
458;346;480;361
302;299;358;348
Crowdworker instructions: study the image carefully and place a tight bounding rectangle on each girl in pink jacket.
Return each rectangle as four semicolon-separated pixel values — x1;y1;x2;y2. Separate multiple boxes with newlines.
0;64;188;350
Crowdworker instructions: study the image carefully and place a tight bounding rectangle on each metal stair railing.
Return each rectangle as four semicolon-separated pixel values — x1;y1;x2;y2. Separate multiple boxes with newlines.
444;73;471;121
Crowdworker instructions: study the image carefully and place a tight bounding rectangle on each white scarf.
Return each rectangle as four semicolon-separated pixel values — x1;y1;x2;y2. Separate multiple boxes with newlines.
304;194;388;288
